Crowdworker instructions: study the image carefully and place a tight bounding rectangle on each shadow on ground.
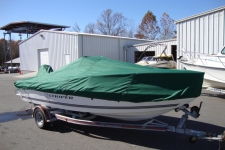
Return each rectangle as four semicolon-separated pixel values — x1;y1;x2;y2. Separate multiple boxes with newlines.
46;115;225;150
0;110;32;123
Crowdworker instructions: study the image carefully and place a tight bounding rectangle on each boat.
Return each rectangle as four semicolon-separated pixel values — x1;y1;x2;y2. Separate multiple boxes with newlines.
15;56;204;121
179;46;225;89
135;54;176;69
135;43;176;69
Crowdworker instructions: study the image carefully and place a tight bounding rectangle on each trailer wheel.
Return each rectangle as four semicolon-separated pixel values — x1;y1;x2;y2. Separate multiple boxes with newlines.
34;108;49;129
184;104;189;108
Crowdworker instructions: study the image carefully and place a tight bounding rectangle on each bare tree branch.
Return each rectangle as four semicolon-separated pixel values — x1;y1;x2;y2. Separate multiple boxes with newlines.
96;9;128;36
71;23;81;32
84;23;97;34
159;13;176;40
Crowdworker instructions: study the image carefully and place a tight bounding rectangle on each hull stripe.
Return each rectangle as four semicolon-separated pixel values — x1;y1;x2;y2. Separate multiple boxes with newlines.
22;96;179;109
181;62;225;70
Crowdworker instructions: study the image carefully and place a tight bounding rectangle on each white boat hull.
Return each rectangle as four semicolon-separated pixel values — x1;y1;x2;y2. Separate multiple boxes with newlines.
181;61;225;89
136;61;176;69
17;89;195;121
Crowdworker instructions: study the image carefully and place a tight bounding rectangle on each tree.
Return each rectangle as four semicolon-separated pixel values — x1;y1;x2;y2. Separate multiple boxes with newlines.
0;39;20;66
135;11;160;40
96;9;128;36
84;23;97;34
126;19;135;38
11;40;20;60
159;13;176;40
71;23;81;32
0;39;4;66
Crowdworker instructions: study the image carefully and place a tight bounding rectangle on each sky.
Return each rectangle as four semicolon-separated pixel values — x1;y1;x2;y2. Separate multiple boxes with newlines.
0;0;225;40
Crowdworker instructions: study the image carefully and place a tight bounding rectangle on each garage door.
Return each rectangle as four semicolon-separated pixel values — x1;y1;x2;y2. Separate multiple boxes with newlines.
38;49;49;67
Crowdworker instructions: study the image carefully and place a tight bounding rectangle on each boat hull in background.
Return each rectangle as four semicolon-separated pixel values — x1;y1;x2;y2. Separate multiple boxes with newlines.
181;61;225;89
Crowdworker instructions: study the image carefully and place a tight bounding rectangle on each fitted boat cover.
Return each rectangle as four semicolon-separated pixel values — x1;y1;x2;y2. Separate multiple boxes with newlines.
36;65;53;76
15;56;204;103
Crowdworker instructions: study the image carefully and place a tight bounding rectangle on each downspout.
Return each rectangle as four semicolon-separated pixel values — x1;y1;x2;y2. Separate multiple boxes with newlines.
9;32;13;69
124;46;127;62
3;33;6;68
223;9;225;47
82;35;84;57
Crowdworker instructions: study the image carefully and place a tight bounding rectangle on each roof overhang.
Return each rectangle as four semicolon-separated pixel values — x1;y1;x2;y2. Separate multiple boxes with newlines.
5;57;20;64
0;21;70;34
175;5;225;24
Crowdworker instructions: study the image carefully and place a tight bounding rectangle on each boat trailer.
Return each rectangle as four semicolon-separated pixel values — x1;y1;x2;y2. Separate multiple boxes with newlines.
26;103;225;149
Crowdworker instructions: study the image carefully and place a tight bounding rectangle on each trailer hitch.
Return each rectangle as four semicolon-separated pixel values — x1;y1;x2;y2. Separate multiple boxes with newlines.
190;102;202;118
174;104;189;112
175;102;202;119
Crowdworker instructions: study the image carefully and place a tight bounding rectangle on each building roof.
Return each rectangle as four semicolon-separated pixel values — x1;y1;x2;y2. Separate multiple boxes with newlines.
175;5;225;24
5;57;20;64
19;29;152;44
129;38;177;47
0;21;70;34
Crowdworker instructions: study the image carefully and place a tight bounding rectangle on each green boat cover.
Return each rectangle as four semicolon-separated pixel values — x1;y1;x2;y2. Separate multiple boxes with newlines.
36;65;53;76
14;56;204;103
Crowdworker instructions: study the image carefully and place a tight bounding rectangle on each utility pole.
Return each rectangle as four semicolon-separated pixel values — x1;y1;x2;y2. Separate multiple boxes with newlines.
3;33;6;68
3;32;12;69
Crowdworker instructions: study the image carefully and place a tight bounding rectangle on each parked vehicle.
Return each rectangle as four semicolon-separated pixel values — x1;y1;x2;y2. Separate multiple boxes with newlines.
0;66;8;73
8;66;19;73
0;66;19;73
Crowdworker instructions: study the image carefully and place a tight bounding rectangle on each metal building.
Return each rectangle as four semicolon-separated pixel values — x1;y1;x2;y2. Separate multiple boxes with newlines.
19;6;225;72
125;39;177;63
0;21;69;68
19;30;150;72
176;6;225;68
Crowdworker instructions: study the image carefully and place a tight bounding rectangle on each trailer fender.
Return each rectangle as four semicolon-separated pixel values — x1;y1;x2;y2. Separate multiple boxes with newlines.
32;105;51;122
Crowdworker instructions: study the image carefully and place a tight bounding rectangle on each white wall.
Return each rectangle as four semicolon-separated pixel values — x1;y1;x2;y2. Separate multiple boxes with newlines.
78;34;150;61
19;31;79;72
176;6;225;68
19;30;150;72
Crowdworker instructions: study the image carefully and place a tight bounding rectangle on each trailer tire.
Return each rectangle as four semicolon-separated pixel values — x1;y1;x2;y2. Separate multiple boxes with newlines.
34;108;49;129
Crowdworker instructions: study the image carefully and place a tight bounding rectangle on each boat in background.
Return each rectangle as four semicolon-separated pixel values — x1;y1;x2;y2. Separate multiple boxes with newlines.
179;46;225;89
136;54;176;69
135;43;176;69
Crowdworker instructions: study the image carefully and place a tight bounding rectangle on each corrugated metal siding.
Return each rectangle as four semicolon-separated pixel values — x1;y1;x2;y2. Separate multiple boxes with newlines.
19;30;150;72
126;40;177;63
80;35;119;60
19;31;79;71
176;8;225;69
119;39;151;61
78;35;150;61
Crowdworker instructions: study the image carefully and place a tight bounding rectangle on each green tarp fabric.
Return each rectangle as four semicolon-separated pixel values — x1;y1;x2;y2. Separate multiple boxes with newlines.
36;65;53;76
14;56;204;103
